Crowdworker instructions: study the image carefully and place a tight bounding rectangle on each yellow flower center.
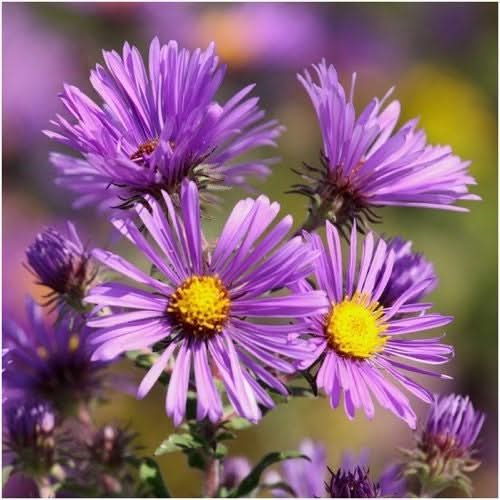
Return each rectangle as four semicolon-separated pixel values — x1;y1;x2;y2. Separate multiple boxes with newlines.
325;292;388;359
167;275;230;337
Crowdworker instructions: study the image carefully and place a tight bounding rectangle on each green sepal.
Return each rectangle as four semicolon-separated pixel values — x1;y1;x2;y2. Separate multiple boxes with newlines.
222;417;253;431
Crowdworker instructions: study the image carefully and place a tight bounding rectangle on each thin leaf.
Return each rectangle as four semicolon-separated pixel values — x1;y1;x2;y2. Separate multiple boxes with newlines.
138;457;171;497
154;433;203;456
228;451;308;498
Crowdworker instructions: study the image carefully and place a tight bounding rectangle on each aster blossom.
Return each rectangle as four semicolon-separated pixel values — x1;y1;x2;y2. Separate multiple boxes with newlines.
326;465;381;498
3;297;106;414
296;221;454;428
3;399;57;478
377;236;437;308
421;393;485;460
85;180;328;425
402;394;485;496
341;450;406;497
26;222;96;311
294;61;479;231
46;38;284;211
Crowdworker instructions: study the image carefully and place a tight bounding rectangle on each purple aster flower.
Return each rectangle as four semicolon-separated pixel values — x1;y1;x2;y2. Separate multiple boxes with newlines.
296;221;454;428
25;222;97;312
377;236;437;308
3;297;106;414
3;399;57;478
264;439;327;497
341;450;406;497
86;424;136;470
45;38;284;211
325;466;381;498
85;179;328;425
294;61;479;231
221;457;252;491
420;393;485;460
403;394;485;496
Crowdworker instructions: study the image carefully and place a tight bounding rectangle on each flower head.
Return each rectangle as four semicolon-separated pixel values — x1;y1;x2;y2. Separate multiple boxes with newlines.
403;394;485;496
296;221;454;428
326;466;381;498
26;222;96;311
3;298;106;414
341;450;406;497
377;237;437;308
294;61;479;231
85;180;327;425
265;439;327;497
421;393;485;460
87;424;136;470
46;38;284;211
3;399;57;478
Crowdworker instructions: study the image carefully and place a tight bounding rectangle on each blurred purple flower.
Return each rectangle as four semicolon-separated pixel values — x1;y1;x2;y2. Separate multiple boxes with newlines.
46;38;284;211
3;4;79;157
296;222;454;428
265;439;327;497
85;180;327;425
26;222;96;312
377;237;437;308
421;393;485;459
3;399;57;478
3;298;106;414
195;3;330;70
221;457;252;491
295;61;479;230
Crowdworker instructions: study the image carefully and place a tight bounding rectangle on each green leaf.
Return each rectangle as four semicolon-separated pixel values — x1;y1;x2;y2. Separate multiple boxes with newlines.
2;466;13;487
223;417;252;431
228;451;308;498
138;457;171;497
216;430;236;442
154;433;204;456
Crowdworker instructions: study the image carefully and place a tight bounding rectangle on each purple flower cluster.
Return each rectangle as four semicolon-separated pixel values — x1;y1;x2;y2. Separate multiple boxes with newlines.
4;34;486;498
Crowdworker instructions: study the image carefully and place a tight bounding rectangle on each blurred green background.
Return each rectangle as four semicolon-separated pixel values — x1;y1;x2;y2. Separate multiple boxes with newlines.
2;2;497;497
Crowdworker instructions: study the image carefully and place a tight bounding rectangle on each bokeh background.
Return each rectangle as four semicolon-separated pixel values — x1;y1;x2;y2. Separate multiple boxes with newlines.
2;2;498;497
